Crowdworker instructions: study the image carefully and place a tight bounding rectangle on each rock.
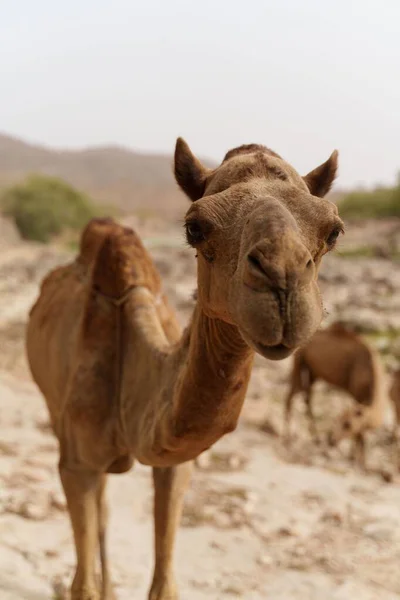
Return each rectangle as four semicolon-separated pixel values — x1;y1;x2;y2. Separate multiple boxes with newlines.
363;522;395;541
258;418;279;436
213;512;232;529
277;526;297;538
380;470;394;483
50;491;67;512
320;509;345;525
194;451;211;470
257;554;274;567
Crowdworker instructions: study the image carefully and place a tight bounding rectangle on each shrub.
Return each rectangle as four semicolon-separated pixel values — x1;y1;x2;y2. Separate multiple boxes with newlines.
0;175;98;242
338;184;400;220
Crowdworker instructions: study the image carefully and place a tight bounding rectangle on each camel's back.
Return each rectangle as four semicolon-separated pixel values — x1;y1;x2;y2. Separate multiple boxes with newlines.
26;218;180;417
27;220;120;388
301;324;375;393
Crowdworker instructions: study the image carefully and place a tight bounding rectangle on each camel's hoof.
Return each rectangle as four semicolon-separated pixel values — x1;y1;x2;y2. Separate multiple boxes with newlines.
148;576;178;600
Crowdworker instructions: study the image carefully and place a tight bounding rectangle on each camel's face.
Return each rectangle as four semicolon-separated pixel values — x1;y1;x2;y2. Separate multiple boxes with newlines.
328;406;368;445
175;139;343;360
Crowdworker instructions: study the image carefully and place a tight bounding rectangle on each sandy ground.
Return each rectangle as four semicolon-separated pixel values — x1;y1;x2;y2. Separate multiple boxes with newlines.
1;220;400;599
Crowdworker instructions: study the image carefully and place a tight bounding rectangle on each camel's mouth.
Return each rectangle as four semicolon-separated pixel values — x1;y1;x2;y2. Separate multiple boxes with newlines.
239;327;295;360
253;341;294;361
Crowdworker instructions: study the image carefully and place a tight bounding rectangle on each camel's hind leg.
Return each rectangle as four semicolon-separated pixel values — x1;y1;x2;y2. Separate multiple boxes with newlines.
304;386;319;442
284;353;311;444
284;384;298;443
97;475;115;600
148;462;193;600
350;433;366;470
59;461;102;600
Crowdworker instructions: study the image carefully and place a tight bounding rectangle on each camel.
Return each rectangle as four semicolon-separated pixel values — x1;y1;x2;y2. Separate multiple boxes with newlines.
389;368;400;436
26;137;343;600
388;369;400;469
284;322;386;467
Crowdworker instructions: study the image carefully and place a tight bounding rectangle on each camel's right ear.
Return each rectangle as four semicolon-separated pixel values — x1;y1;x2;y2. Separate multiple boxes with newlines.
174;138;210;201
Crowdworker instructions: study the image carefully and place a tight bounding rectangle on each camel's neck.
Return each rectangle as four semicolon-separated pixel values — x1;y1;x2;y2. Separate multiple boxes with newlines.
171;304;254;443
122;290;254;466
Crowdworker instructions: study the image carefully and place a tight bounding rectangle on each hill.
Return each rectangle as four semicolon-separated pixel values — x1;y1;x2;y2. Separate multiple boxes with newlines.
0;133;346;219
0;133;211;218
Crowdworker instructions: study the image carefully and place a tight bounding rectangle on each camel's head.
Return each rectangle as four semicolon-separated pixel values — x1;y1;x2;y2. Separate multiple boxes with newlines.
328;406;369;446
175;138;344;360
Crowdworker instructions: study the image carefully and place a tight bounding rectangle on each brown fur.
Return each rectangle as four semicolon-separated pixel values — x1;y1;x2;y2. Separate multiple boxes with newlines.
222;143;281;161
26;137;342;600
389;369;400;434
303;150;339;197
284;322;386;468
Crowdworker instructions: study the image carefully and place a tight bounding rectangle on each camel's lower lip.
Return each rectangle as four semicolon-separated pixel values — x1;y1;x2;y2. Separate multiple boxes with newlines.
254;342;294;360
239;329;295;360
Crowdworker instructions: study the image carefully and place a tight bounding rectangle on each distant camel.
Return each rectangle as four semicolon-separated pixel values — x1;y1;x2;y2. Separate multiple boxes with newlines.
389;368;400;439
284;322;386;467
26;138;342;600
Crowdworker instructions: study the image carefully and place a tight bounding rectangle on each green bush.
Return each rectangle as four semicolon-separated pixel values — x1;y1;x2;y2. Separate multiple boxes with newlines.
0;175;98;242
338;184;400;220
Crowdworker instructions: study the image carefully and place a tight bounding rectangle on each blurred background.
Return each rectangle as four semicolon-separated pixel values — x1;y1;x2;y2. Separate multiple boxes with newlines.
2;2;400;600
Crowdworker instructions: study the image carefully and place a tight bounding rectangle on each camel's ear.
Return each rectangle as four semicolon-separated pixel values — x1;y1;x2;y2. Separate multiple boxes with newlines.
174;137;210;201
303;150;339;198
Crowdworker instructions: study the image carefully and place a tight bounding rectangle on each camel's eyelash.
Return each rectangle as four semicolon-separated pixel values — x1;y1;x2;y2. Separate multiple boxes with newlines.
185;221;205;246
326;225;344;249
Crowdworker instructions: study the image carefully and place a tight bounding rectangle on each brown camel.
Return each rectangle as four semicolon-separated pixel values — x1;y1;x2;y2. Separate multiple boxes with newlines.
389;369;400;469
284;322;386;467
26;138;343;600
389;368;400;436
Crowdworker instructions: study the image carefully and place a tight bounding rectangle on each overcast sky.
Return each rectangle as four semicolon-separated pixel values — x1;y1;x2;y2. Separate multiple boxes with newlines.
1;0;399;188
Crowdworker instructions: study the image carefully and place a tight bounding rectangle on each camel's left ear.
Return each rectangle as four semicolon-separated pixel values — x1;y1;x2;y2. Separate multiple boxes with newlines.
303;150;339;198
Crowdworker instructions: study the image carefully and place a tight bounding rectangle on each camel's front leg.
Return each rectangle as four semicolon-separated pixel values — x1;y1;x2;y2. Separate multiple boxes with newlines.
59;462;102;600
97;474;116;600
148;462;193;600
304;387;319;442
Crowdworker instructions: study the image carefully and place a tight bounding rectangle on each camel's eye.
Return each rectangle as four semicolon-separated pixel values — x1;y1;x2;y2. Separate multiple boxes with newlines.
326;225;343;248
342;420;351;431
185;219;210;246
